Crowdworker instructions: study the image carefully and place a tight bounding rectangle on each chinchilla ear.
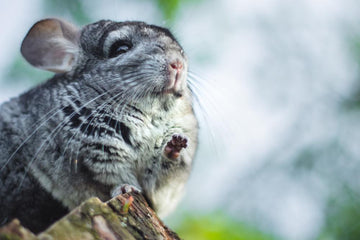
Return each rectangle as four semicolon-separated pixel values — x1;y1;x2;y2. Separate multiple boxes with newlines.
21;18;80;73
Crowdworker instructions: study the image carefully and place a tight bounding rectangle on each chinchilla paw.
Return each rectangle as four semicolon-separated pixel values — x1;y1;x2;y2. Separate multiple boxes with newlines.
164;134;188;160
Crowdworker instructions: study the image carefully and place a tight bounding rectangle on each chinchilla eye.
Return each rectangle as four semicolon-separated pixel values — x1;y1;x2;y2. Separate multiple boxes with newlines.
108;40;132;58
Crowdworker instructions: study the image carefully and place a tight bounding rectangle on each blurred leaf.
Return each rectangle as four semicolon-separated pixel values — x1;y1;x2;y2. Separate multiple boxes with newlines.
342;36;360;111
174;213;278;240
155;0;202;24
318;189;360;240
156;0;180;22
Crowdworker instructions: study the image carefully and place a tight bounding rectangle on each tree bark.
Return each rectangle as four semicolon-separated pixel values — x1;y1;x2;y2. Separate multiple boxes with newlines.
0;192;180;240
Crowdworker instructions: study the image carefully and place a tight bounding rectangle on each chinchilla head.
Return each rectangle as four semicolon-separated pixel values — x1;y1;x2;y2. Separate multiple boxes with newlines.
20;18;189;108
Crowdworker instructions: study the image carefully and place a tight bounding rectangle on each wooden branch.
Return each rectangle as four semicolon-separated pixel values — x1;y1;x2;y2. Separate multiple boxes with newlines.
0;192;180;240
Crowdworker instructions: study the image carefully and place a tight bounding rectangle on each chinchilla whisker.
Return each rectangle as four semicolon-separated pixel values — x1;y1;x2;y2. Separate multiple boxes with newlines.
188;74;223;163
187;80;206;112
57;92;126;173
17;88;123;188
113;82;146;121
25;84;127;178
72;90;134;163
29;79;93;130
0;90;112;173
62;92;126;173
0;108;62;172
188;71;219;89
17;118;72;190
28;106;63;130
62;89;131;172
83;85;147;169
188;76;217;115
188;72;226;114
78;82;144;152
188;76;221;115
111;96;138;140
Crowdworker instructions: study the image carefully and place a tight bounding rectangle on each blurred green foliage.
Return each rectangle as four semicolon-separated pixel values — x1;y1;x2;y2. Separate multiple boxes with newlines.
154;0;203;24
315;36;360;240
174;213;278;240
318;189;360;240
342;36;360;111
155;0;181;23
5;55;52;85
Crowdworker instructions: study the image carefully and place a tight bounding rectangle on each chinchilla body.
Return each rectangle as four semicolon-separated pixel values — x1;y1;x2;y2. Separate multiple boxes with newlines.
0;19;198;233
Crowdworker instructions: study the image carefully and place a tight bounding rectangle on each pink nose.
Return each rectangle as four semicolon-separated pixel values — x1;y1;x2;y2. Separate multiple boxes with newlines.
170;60;183;71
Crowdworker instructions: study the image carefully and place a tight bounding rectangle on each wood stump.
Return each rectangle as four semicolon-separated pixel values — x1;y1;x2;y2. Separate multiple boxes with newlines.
0;192;180;240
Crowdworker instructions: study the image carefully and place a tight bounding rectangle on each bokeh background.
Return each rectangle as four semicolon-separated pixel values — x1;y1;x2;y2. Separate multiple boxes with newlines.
1;0;360;239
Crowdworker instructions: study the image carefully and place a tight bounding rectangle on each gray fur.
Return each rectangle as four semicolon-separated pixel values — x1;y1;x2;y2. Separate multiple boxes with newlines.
0;19;198;232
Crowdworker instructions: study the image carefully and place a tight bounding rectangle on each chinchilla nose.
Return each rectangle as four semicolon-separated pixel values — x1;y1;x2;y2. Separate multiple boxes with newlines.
170;60;183;72
168;59;184;83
